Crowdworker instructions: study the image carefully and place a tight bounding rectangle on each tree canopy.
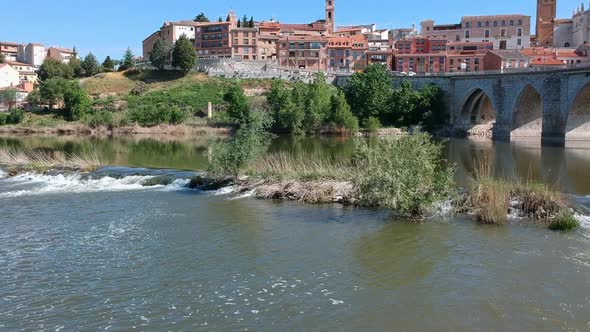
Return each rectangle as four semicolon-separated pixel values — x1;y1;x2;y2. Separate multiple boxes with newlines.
194;12;210;22
120;47;134;71
172;35;197;74
102;56;115;71
38;58;74;81
149;39;169;71
81;53;100;77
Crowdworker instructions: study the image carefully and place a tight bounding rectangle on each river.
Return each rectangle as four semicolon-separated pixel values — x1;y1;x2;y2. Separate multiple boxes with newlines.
0;135;589;331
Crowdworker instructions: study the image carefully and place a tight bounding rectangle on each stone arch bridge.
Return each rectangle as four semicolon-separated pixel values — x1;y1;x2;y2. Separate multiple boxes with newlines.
385;68;590;144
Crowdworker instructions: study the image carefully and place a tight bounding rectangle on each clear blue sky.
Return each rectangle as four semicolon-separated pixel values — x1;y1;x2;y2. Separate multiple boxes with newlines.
0;0;585;60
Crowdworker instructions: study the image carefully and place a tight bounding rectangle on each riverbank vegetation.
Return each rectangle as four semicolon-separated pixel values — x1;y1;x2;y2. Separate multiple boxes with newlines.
462;156;579;231
0;147;101;173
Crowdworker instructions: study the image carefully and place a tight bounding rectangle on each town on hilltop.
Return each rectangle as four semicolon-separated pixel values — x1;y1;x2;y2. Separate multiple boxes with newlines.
1;0;590;109
140;0;590;75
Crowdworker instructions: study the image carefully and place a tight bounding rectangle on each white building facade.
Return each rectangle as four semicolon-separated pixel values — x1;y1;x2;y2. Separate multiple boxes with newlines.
0;64;20;88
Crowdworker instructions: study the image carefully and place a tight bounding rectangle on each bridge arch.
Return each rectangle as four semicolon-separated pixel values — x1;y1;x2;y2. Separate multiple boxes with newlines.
459;88;496;135
511;85;543;138
566;81;590;140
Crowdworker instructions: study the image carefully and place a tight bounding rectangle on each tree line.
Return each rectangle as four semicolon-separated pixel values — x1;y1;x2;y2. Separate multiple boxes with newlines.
149;35;197;74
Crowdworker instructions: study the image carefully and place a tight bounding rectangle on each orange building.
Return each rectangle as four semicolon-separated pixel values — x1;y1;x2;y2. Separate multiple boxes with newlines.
327;34;368;72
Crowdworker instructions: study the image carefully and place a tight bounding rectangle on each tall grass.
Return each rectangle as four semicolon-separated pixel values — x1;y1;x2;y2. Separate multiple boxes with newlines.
467;153;567;224
246;152;354;182
0;148;101;171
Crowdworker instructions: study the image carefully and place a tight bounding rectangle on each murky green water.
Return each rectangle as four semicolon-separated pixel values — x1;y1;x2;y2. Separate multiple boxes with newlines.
0;135;589;331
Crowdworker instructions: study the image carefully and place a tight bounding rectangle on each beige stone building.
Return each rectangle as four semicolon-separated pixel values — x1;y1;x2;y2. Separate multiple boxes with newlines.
421;14;531;50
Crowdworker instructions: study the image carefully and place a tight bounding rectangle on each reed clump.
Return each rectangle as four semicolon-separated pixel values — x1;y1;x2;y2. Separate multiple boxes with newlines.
0;148;102;173
466;154;571;228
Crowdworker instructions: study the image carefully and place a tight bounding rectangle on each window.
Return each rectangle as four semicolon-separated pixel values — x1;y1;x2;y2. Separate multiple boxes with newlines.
465;22;470;28
517;38;522;46
465;30;470;39
518;19;522;25
478;21;482;27
517;28;522;37
485;30;490;38
494;21;498;27
501;29;506;37
510;20;514;26
502;20;506;27
486;21;490;27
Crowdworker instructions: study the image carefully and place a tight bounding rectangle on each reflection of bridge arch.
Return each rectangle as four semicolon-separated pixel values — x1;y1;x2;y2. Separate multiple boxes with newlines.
511;85;543;138
566;81;590;140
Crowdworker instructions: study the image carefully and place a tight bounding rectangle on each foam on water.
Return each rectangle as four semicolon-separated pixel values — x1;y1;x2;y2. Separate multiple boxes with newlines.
575;214;590;229
0;173;187;198
0;169;6;179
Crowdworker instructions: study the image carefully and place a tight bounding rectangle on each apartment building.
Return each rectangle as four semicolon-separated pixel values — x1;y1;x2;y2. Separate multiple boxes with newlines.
394;38;449;73
365;51;394;69
18;43;46;67
47;47;75;64
195;21;235;58
327;34;368;72
482;50;531;71
257;34;279;59
421;14;531;50
0;42;20;62
5;61;38;83
231;28;258;60
277;35;328;71
521;47;590;66
0;64;19;88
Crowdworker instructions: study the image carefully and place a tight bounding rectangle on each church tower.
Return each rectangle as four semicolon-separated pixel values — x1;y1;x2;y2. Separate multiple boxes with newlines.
536;0;557;46
326;0;335;35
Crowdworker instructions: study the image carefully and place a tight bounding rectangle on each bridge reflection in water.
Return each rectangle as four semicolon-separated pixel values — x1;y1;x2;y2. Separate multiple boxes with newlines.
447;138;590;195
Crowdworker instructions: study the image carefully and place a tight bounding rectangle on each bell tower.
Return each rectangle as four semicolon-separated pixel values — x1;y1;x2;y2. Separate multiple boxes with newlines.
536;0;557;46
326;0;335;35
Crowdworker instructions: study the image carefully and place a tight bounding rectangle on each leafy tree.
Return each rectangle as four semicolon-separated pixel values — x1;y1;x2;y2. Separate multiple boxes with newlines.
343;64;392;124
267;80;301;134
389;82;447;129
38;77;75;108
7;108;25;124
38;58;74;81
68;55;84;78
223;85;251;124
81;52;100;77
194;12;210;22
64;86;92;120
102;56;115;72
120;47;134;71
0;53;5;63
328;90;359;132
249;16;255;28
149;39;169;71
0;89;18;110
302;72;332;131
172;35;197;74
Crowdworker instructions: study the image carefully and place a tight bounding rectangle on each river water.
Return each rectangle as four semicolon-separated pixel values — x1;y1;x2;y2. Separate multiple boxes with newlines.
0;135;589;331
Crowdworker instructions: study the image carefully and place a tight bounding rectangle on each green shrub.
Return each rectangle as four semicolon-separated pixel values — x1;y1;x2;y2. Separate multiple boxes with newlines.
0;112;7;125
127;104;188;127
84;110;114;128
208;111;271;176
353;133;455;216
7;109;25;124
363;116;381;133
549;211;580;231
